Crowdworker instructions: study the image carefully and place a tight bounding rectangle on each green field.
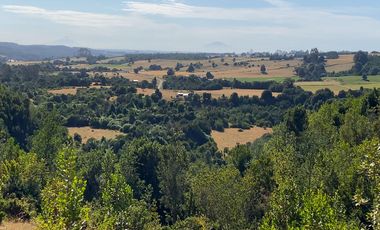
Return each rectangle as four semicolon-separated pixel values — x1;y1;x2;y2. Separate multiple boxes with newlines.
295;75;380;93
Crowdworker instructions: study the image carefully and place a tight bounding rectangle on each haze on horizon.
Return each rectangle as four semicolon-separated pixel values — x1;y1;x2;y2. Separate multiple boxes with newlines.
1;0;380;53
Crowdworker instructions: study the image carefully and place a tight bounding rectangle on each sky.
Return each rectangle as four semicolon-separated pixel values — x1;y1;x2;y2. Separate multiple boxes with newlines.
1;0;380;53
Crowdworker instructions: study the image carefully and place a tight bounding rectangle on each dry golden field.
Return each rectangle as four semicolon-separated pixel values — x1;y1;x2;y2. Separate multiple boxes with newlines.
136;88;279;100
7;60;43;65
85;54;354;83
211;127;273;150
325;54;354;72
48;85;111;95
136;88;177;100
88;57;300;80
48;87;79;95
67;126;124;143
0;222;36;230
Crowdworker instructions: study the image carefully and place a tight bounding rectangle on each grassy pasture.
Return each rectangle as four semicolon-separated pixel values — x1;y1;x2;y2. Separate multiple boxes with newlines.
136;88;280;100
47;85;111;95
136;88;177;100
0;221;36;230
85;57;300;80
48;87;79;95
325;54;355;72
67;127;125;143
79;54;354;83
295;75;380;94
9;54;354;82
211;127;272;151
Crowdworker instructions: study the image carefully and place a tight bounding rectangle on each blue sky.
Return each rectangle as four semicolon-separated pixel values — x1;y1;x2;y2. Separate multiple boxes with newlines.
1;0;380;52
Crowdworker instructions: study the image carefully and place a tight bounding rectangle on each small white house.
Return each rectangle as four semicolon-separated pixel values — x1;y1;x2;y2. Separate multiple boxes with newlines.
176;92;190;98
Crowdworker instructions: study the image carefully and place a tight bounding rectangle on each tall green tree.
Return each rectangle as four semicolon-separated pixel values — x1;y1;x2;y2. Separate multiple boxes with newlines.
227;145;252;175
354;138;380;229
295;48;326;81
260;126;301;229
190;166;249;229
158;144;189;223
352;51;369;74
31;110;68;170
284;106;308;136
0;151;45;220
37;147;88;230
289;190;358;230
0;85;31;147
119;138;162;200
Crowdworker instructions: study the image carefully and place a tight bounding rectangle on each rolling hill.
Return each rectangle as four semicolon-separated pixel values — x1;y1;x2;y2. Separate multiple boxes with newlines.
0;42;131;60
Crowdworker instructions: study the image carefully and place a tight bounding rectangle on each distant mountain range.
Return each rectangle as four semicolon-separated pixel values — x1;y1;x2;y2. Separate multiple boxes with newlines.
0;42;143;61
204;41;231;53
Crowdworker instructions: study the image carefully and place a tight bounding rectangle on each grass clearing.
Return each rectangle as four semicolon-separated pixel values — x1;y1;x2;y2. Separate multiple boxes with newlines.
67;127;125;143
48;85;111;95
137;88;177;100
77;55;354;82
0;221;36;230
11;54;353;84
48;87;79;95
295;75;380;93
212;127;272;151
325;54;355;72
137;88;280;100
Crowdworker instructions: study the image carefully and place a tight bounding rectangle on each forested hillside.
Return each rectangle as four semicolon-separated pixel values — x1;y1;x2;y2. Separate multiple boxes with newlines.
0;42;127;60
0;61;379;229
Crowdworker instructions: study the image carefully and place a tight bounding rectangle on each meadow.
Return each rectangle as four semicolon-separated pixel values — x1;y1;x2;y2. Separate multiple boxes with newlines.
0;221;35;230
211;127;272;151
70;54;355;83
295;75;380;94
47;85;111;95
136;88;280;100
67;126;125;143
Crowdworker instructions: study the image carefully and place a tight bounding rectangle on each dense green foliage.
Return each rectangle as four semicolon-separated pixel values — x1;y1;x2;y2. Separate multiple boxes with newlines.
0;85;32;147
329;51;380;77
0;61;379;229
352;51;380;76
164;75;288;92
295;48;327;81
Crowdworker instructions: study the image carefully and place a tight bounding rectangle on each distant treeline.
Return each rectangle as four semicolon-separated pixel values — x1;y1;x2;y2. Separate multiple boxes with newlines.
106;53;215;64
269;51;340;61
0;63;152;92
163;75;288;92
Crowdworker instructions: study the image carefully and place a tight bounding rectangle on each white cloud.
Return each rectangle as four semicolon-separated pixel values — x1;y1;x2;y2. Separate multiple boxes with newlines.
120;0;380;51
2;5;147;27
2;1;380;52
122;1;380;35
122;0;380;26
262;0;291;8
123;1;283;20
